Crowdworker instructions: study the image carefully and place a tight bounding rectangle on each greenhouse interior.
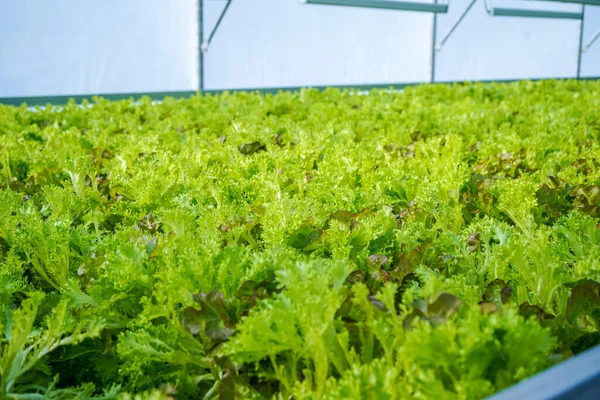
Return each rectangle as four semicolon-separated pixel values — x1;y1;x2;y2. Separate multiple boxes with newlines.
2;0;600;399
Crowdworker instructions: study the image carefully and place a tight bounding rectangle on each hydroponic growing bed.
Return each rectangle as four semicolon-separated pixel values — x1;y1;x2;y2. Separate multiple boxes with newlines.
1;80;600;399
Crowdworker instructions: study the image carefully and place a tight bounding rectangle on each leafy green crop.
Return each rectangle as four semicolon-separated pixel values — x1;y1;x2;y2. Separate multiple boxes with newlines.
2;80;600;399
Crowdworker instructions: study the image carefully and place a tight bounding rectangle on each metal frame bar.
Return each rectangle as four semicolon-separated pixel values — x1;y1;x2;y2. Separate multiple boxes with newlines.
198;0;204;91
203;0;233;52
435;0;479;51
490;7;582;19
2;76;599;107
486;345;600;400
484;0;583;19
431;0;439;82
583;28;600;53
530;0;600;5
577;5;585;77
304;0;449;13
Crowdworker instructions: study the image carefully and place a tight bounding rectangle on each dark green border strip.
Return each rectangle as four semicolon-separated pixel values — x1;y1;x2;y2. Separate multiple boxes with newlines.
1;76;599;107
0;91;198;107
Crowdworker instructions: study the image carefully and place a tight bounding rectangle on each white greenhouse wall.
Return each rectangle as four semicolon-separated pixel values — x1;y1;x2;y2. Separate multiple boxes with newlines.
0;0;599;99
581;6;600;77
202;0;434;90
433;0;582;81
0;0;198;98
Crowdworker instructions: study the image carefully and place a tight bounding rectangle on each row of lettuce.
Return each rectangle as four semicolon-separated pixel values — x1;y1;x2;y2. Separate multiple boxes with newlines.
1;80;600;399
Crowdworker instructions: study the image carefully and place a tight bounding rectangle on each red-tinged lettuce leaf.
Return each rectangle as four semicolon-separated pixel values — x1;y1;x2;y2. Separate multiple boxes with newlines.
235;271;281;317
206;325;235;343
479;302;499;314
219;370;239;400
571;158;597;176
369;269;391;284
572;185;600;217
468;232;480;253
481;279;513;307
391;200;417;227
534;176;574;224
519;302;555;325
403;293;461;330
329;210;356;226
347;270;365;285
182;291;236;349
390;242;430;282
472;149;534;179
191;291;235;328
324;209;374;231
566;279;600;330
218;218;264;248
238;142;266;155
402;299;428;331
135;212;160;234
459;173;498;223
182;307;203;335
427;293;462;324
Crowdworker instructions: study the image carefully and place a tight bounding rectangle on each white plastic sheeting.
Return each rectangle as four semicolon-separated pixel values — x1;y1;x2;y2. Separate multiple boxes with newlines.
0;0;599;98
433;0;582;81
581;6;600;77
0;0;197;98
202;0;434;89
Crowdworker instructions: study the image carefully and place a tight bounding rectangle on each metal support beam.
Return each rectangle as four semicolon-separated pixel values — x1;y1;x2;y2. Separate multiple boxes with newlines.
529;0;600;5
435;0;478;51
484;0;583;20
577;6;585;77
489;7;582;19
583;28;600;53
305;0;449;13
203;0;233;53
198;0;204;91
431;0;439;82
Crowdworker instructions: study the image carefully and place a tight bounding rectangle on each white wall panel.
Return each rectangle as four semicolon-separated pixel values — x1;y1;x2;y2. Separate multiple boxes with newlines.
1;0;598;98
581;6;600;77
434;0;581;81
0;0;197;97
203;0;434;90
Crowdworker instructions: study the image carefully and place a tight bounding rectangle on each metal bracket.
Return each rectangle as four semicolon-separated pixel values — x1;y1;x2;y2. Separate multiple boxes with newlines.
435;0;479;51
202;0;233;53
304;0;449;13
